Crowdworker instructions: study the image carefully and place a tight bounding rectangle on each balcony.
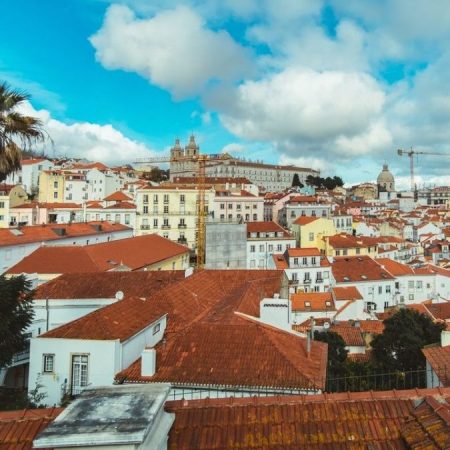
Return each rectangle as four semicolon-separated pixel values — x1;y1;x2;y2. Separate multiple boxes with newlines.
303;279;312;284
162;224;171;230
178;224;187;229
178;238;188;244
10;347;30;366
140;225;151;230
316;278;323;284
289;279;299;285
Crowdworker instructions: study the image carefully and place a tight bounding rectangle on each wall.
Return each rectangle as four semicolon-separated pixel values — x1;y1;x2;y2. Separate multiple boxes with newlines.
205;222;247;269
28;338;120;406
246;238;295;269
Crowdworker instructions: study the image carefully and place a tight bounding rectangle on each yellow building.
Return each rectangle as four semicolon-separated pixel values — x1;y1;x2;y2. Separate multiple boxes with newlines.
291;216;337;251
323;234;378;258
0;184;28;228
136;184;215;250
38;170;66;203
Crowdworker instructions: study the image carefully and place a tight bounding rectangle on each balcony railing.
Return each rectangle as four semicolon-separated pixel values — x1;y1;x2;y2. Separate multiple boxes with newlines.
316;278;323;284
303;279;312;284
289;279;299;285
178;224;187;229
61;383;88;401
140;225;151;230
162;225;171;229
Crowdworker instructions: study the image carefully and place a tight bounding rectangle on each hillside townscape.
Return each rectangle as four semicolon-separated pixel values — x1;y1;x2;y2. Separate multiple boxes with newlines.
1;1;450;449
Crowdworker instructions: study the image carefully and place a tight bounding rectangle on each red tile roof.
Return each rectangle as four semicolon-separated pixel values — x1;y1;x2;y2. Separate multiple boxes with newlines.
41;296;166;341
328;234;379;249
292;216;319;225
377;257;415;276
291;292;335;312
246;221;291;237
21;158;47;166
34;271;184;299
172;176;253;185
12;202;82;209
117;316;328;390
287;247;321;257
332;286;363;301
103;191;132;202
0;221;130;247
0;407;62;449
426;302;450;321
7;234;189;274
422;345;450;386
165;388;450;450
104;201;136;209
330;324;365;346
332;255;394;282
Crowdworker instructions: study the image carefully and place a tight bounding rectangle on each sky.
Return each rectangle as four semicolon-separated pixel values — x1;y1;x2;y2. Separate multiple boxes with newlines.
2;0;450;188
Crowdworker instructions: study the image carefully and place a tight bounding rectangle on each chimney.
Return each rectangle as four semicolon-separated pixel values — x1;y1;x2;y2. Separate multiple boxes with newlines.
141;348;156;377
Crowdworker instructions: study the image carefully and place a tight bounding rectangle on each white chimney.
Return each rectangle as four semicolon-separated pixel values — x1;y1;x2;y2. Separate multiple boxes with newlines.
141;348;156;377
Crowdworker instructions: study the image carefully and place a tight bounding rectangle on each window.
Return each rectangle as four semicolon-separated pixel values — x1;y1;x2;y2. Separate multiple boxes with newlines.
153;219;158;227
408;281;414;290
228;203;233;209
277;244;282;251
71;355;88;389
356;248;360;255
180;194;185;203
416;281;422;290
253;214;257;220
293;257;298;265
237;204;241;210
250;259;256;268
384;301;389;309
163;218;169;226
386;285;391;293
268;244;273;252
336;250;341;256
143;194;149;203
250;245;256;253
115;214;120;223
153;194;158;203
409;294;414;301
220;203;225;209
106;214;111;221
53;192;58;199
153;323;161;335
378;286;382;294
143;206;149;214
163;194;169;203
0;201;4;208
311;257;316;265
164;206;169;214
53;181;58;188
43;354;54;373
125;214;130;225
342;249;348;256
309;232;314;241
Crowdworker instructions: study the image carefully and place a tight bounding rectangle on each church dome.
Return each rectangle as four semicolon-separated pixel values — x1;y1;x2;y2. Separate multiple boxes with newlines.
377;164;394;184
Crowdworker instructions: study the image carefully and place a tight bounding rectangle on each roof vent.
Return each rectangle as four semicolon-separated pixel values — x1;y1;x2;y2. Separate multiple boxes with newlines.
361;275;367;280
52;228;66;236
115;291;124;300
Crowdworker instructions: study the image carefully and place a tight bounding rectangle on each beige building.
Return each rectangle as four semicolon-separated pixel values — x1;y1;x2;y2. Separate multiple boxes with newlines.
0;184;28;228
168;136;319;192
136;184;215;250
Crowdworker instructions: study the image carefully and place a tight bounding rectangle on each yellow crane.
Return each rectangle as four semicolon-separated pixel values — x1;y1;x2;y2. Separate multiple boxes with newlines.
134;151;219;269
397;148;450;190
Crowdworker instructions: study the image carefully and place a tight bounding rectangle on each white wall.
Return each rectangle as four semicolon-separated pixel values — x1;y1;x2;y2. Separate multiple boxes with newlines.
28;338;120;406
247;238;295;269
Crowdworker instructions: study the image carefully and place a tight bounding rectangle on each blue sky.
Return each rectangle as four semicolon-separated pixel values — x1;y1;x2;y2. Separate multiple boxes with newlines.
2;0;450;187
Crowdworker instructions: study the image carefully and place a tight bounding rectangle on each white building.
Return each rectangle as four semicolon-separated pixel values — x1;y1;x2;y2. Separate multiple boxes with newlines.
28;296;167;406
332;255;396;312
246;221;295;269
213;190;264;223
6;158;53;195
270;247;334;293
279;196;333;228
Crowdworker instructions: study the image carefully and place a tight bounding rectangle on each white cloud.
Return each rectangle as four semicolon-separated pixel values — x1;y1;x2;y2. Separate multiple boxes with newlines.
221;143;246;154
19;102;155;165
214;68;385;150
89;4;254;98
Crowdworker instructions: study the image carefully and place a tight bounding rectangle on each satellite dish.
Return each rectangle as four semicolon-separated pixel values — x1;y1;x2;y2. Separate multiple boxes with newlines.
323;322;330;330
115;291;124;301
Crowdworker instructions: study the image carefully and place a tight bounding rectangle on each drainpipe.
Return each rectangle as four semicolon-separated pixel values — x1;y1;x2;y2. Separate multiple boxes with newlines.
46;297;49;332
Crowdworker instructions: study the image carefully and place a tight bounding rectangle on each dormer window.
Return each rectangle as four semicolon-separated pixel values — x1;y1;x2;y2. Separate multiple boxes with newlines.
305;301;311;308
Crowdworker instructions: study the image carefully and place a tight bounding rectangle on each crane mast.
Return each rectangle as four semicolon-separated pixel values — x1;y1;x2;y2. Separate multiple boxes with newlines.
397;148;449;191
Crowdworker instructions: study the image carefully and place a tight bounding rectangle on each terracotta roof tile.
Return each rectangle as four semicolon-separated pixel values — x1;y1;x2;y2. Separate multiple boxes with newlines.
7;234;189;274
292;216;320;225
332;255;394;282
165;388;450;450
103;191;132;202
332;286;363;301
291;292;335;312
0;221;130;247
287;247;321;257
34;271;184;299
377;257;415;276
330;324;365;346
246;221;291;237
0;407;62;449
41;296;166;341
117;316;328;390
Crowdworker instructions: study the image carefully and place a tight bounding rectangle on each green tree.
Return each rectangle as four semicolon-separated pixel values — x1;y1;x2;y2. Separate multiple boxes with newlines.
291;173;304;188
371;308;444;372
0;82;48;181
0;275;34;367
314;330;348;377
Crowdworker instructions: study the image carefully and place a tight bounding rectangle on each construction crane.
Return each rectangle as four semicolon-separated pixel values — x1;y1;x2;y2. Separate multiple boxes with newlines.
397;148;450;191
134;147;220;269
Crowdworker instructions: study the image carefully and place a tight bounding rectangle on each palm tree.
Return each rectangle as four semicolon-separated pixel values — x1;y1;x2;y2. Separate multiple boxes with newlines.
0;82;48;181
